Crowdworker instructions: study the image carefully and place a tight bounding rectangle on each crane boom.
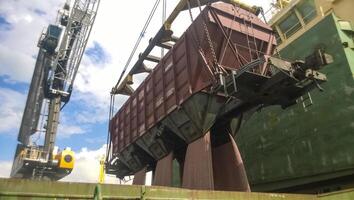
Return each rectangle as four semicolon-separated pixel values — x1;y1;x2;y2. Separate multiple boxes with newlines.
17;50;49;145
11;0;100;180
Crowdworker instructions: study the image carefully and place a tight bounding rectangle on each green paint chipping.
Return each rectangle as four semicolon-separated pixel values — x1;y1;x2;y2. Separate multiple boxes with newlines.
237;13;354;191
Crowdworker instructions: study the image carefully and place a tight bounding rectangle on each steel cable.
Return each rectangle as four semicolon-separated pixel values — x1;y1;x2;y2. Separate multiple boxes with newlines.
106;0;161;180
113;0;161;91
105;94;114;163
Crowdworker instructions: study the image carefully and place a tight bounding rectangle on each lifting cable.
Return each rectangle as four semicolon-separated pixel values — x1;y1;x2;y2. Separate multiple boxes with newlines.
113;0;161;91
187;0;194;22
161;0;166;57
106;0;161;162
105;94;115;163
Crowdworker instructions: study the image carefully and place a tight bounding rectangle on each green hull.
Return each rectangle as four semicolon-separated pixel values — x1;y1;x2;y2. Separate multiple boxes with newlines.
238;13;354;192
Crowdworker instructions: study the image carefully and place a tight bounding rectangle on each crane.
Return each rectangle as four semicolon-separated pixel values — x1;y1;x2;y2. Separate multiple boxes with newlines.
10;0;100;180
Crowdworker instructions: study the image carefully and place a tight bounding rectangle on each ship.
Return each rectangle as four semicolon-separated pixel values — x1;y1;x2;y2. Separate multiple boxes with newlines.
237;0;354;193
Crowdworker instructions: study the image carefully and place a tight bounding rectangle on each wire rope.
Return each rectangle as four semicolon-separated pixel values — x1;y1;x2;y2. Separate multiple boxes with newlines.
113;0;161;90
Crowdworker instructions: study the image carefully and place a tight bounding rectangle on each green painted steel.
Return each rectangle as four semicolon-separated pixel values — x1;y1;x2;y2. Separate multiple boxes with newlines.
237;13;354;191
318;189;354;200
0;178;314;200
1;178;354;200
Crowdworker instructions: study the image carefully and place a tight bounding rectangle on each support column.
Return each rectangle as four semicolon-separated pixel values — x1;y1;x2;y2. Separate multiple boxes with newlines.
212;134;250;191
132;167;146;185
153;152;173;186
182;132;214;190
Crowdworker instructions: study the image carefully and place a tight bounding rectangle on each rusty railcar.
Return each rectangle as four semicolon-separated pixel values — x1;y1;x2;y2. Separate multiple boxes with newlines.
108;3;275;177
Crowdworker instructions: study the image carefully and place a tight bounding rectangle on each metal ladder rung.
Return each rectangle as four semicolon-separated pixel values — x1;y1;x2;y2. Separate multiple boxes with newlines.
299;92;313;111
222;71;238;96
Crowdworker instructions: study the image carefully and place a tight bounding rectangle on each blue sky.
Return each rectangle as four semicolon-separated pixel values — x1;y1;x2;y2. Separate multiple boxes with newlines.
0;0;271;182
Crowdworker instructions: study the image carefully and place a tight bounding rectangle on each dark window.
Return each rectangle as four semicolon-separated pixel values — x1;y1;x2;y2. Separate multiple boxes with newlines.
278;13;302;38
297;0;317;24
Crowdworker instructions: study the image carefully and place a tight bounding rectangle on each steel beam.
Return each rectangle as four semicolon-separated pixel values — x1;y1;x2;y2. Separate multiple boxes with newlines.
43;96;61;159
182;132;214;190
153;152;174;186
212;134;250;191
133;167;147;185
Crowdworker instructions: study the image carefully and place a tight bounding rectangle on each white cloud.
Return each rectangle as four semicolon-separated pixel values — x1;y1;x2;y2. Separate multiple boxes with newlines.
0;0;63;83
0;160;12;178
85;137;106;144
0;45;35;83
0;88;26;134
57;124;85;138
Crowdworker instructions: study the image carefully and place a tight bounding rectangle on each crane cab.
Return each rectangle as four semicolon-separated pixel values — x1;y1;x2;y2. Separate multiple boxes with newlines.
38;25;62;55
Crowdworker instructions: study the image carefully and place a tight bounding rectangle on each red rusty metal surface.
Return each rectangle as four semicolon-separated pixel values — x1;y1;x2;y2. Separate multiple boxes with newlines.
153;152;173;186
182;132;214;190
110;2;275;157
132;167;146;185
180;131;250;191
211;3;276;43
212;134;250;192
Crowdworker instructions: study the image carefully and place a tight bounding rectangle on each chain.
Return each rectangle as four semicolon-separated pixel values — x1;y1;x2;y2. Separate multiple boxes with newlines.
195;0;220;75
202;20;219;73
